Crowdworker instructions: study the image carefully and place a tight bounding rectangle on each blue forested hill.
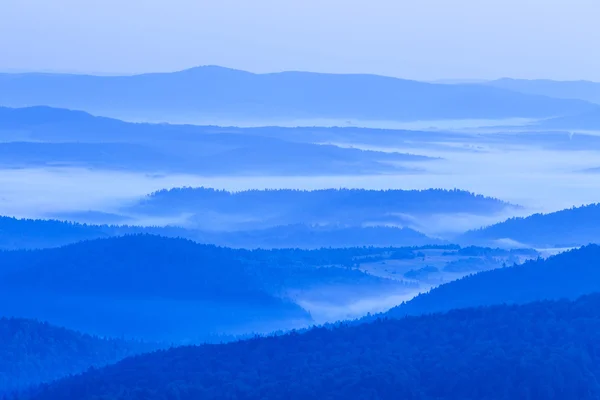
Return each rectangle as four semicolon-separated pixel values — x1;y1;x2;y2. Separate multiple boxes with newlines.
383;244;600;319
140;187;512;214
460;203;600;247
130;187;514;231
0;318;155;395
20;293;600;400
0;216;440;250
0;235;411;341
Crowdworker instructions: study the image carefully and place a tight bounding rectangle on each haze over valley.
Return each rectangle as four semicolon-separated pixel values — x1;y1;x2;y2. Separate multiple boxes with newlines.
3;3;600;395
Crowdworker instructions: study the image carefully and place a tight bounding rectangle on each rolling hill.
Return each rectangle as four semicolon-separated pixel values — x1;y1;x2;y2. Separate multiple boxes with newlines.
383;244;600;319
0;318;155;394
0;235;410;340
18;293;600;400
459;203;600;248
0;66;594;122
128;187;515;232
0;106;431;175
486;78;600;104
0;216;440;250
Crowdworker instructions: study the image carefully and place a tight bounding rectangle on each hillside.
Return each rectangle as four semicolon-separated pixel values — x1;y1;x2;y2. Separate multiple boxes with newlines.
0;217;113;249
0;216;440;250
188;224;440;249
19;293;600;400
486;78;600;104
0;67;594;122
129;187;514;231
0;235;410;340
383;244;600;319
0;235;309;340
0;318;154;394
460;203;600;247
0;106;431;175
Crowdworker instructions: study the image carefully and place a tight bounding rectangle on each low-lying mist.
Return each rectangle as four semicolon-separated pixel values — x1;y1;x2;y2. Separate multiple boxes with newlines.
2;139;599;235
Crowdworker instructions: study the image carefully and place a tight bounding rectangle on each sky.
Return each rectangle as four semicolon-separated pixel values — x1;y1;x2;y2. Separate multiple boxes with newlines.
1;0;599;81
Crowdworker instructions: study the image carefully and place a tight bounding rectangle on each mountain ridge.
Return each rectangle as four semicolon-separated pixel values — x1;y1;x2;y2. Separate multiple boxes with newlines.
1;66;595;122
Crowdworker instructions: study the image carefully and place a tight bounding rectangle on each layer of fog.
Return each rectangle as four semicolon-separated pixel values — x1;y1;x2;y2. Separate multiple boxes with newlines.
296;289;426;324
2;141;599;235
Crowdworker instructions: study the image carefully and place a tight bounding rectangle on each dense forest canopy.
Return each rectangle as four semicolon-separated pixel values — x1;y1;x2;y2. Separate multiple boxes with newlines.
129;188;514;233
383;244;600;319
139;187;511;215
0;318;155;395
0;235;427;340
460;203;600;247
0;216;439;250
19;293;600;400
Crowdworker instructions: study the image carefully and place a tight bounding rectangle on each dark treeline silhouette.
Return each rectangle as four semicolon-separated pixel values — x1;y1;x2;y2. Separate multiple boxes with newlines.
141;187;511;213
131;187;513;231
0;318;156;395
0;216;114;249
0;216;439;250
442;245;538;257
461;203;600;247
383;245;600;319
18;293;600;400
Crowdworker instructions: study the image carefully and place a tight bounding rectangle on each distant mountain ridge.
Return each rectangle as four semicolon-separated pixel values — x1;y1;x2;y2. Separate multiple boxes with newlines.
0;106;432;175
0;66;594;122
486;78;600;104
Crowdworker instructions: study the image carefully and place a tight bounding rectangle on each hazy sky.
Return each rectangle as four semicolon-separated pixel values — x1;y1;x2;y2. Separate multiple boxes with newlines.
1;0;599;80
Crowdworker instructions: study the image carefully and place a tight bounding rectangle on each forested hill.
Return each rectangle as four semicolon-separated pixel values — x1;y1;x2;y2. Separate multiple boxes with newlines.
0;235;412;340
0;318;155;394
0;216;114;249
0;235;279;302
0;234;404;301
383;244;600;319
21;293;600;400
0;216;440;250
460;203;600;247
131;187;514;228
0;235;311;340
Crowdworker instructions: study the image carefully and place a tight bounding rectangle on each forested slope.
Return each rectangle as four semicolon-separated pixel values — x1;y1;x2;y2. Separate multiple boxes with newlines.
21;293;600;400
